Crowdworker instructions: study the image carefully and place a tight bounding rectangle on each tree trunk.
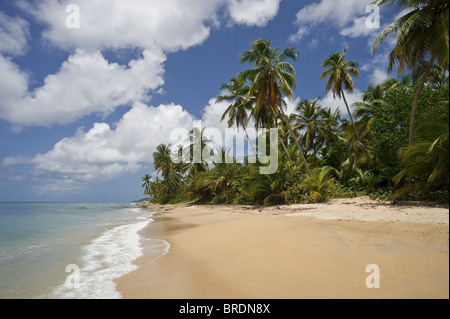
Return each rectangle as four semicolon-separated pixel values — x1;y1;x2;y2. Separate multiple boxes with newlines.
280;109;312;177
243;126;257;157
342;91;361;143
278;134;291;161
224;183;229;203
409;54;436;146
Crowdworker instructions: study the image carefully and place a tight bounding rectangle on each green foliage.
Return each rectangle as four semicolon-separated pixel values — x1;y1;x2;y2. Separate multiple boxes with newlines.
140;35;449;206
393;121;449;199
299;167;338;202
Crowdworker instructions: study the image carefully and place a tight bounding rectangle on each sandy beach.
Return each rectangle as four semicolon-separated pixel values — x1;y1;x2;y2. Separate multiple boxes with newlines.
115;197;449;299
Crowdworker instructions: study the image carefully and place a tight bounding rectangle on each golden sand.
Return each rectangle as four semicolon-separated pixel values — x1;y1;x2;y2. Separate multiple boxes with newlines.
115;197;449;299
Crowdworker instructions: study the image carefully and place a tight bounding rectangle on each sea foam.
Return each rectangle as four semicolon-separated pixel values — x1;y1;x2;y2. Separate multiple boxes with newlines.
50;214;169;299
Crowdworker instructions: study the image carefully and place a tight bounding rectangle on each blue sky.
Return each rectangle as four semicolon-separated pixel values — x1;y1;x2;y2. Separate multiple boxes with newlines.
0;0;399;202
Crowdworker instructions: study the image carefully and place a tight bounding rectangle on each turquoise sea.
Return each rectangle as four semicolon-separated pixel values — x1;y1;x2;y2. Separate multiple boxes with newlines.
0;202;169;299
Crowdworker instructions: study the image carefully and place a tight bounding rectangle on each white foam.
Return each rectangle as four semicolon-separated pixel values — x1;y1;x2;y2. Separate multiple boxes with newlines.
50;216;167;299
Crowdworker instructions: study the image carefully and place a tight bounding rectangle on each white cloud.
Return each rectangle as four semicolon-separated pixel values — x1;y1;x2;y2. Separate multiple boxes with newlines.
320;89;363;116
290;0;372;41
339;16;378;38
28;0;282;51
0;49;165;127
0;12;30;56
0;0;284;129
1;155;31;167
28;0;223;52
368;68;389;85
361;43;395;85
201;98;230;132
294;0;368;27
288;27;308;43
31;102;194;185
227;0;281;27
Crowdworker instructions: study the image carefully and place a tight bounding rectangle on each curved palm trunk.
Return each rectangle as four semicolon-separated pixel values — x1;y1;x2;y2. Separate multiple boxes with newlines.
409;54;436;146
278;135;291;161
279;109;312;177
341;92;361;143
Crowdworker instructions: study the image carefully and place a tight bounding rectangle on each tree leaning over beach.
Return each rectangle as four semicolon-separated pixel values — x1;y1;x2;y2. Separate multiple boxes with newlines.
238;38;312;177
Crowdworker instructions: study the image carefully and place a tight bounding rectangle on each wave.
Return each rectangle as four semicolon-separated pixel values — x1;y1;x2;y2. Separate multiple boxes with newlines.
49;216;168;299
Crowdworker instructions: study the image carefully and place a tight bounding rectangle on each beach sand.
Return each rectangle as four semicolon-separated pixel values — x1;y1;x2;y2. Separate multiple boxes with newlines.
115;197;449;299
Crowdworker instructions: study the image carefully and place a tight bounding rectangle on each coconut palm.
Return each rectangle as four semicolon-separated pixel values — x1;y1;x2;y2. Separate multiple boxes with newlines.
239;38;311;176
218;77;257;156
141;174;152;195
153;144;175;179
320;49;361;143
295;98;339;158
195;149;240;203
373;0;449;145
427;64;449;89
183;127;211;180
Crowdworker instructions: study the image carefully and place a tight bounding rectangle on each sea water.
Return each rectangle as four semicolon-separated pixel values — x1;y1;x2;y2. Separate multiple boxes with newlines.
0;202;169;299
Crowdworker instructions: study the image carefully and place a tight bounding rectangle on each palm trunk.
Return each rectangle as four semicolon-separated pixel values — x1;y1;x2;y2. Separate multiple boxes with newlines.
224;182;229;203
342;91;361;143
278;135;291;161
243;126;257;157
279;109;312;177
409;54;436;146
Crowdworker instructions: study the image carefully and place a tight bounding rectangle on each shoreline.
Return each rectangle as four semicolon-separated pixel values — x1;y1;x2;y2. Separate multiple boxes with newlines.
116;197;449;299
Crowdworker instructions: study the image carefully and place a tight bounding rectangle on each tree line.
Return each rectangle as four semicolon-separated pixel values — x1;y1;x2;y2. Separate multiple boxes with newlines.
142;0;449;205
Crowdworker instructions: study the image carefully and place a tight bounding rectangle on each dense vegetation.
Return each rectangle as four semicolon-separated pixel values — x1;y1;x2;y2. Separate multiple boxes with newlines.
141;0;449;205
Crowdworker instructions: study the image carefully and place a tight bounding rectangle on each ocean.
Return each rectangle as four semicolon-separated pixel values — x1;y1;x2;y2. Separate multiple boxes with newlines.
0;202;169;299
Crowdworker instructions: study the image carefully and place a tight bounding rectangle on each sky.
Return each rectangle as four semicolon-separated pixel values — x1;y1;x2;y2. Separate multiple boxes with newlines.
0;0;400;202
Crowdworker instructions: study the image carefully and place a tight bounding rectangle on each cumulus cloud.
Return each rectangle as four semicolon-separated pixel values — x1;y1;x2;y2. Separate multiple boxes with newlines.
31;102;194;184
26;0;282;51
0;55;29;110
0;11;30;56
289;0;372;42
201;97;230;132
28;0;221;52
0;0;283;129
227;0;281;27
319;89;363;116
0;49;166;127
339;16;379;38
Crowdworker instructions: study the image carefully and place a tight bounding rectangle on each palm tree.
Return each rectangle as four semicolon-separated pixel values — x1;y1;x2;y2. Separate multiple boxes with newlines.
393;121;449;198
320;48;361;143
153;144;175;179
373;0;449;145
244;155;298;205
195;149;240;203
427;64;449;89
318;106;341;151
218;77;257;156
141;174;151;195
300;166;337;202
275;113;294;161
239;38;311;176
295;98;339;158
183;127;211;181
